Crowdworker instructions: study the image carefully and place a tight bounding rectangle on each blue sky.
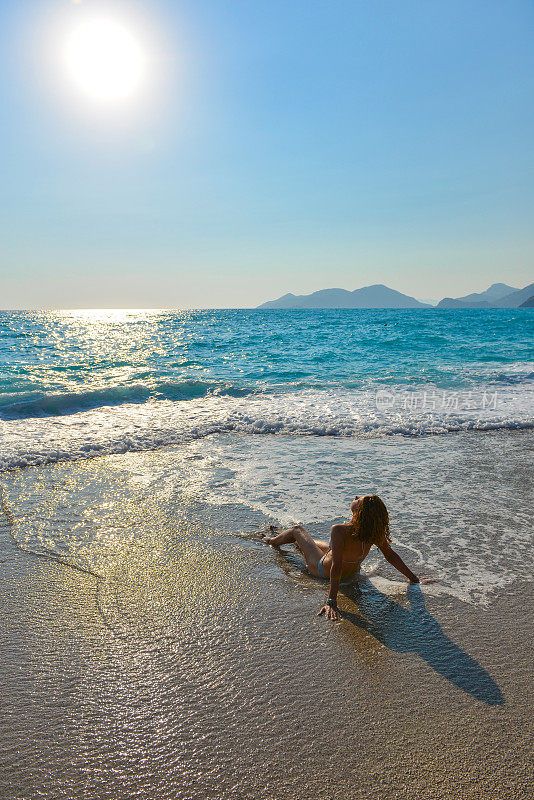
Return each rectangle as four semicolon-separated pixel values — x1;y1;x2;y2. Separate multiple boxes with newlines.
1;0;533;308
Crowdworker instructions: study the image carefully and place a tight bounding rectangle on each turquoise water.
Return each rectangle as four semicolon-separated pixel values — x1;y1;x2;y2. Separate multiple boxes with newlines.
0;307;533;469
0;307;533;605
1;308;533;411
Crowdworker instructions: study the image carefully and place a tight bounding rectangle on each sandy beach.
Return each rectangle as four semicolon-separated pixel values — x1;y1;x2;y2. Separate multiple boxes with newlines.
1;431;532;800
2;0;533;794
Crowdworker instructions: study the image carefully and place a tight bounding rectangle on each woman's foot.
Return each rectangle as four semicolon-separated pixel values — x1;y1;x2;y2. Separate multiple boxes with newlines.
260;525;280;546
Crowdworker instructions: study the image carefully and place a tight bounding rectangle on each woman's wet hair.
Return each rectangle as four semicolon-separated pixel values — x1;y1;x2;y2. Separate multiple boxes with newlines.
350;494;391;546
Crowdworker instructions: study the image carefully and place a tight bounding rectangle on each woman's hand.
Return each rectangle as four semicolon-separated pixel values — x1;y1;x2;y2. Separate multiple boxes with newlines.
317;603;340;621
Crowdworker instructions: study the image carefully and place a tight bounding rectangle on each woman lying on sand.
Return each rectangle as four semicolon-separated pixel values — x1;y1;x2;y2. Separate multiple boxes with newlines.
260;494;420;621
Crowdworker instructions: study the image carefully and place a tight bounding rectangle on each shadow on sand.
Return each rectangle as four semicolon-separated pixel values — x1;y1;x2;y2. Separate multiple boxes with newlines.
276;548;503;706
340;578;504;705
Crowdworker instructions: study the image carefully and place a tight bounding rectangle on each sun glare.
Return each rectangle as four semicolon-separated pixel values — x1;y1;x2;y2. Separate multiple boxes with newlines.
62;17;146;104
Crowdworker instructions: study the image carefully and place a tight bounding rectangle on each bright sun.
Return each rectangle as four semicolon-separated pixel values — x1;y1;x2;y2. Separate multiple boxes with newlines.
63;18;146;104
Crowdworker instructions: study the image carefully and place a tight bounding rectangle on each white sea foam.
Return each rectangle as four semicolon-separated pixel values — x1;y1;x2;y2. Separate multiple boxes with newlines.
0;384;533;472
2;429;532;608
173;431;534;606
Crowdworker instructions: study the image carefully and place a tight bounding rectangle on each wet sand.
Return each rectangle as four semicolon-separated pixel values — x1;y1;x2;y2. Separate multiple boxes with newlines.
0;482;532;800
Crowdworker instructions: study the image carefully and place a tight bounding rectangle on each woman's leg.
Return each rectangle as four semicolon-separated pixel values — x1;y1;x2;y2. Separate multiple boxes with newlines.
261;525;299;547
263;527;329;554
261;525;325;576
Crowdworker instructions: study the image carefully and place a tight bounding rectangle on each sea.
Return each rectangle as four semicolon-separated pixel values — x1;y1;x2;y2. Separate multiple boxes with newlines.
1;307;533;607
1;306;534;800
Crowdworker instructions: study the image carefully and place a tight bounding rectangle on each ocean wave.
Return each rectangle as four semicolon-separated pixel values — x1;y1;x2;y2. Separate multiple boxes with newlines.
0;381;256;420
1;386;533;472
2;361;533;421
483;371;534;385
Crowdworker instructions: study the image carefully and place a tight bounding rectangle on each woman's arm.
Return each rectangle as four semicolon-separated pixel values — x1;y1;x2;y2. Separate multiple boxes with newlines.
317;525;345;621
378;541;419;583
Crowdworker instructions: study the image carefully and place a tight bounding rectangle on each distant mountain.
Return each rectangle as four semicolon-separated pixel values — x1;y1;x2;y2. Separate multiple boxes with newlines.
459;283;517;303
436;298;491;309
520;295;534;308
494;283;534;307
259;281;533;310
437;282;532;309
258;284;431;309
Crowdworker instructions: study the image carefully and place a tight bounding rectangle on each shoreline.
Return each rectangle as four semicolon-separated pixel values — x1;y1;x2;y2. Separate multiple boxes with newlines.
1;434;533;799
